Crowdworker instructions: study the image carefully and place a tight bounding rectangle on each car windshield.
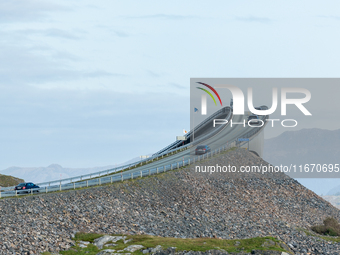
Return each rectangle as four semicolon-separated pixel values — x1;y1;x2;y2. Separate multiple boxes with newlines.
197;146;206;149
17;183;26;186
249;116;258;119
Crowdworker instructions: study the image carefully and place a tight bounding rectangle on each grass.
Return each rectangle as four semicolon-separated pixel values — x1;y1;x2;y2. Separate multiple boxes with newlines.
41;233;288;255
298;223;340;243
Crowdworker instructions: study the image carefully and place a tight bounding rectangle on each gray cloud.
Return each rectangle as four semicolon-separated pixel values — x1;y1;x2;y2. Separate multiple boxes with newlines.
318;15;340;21
169;83;187;89
0;44;125;86
235;15;272;23
114;31;129;37
0;0;70;23
16;28;81;40
127;14;197;20
147;70;162;78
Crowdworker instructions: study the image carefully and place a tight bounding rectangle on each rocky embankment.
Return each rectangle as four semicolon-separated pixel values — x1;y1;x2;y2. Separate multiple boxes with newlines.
1;149;340;254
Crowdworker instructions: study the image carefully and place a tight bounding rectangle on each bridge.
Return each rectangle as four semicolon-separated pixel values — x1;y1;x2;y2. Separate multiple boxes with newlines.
0;106;268;198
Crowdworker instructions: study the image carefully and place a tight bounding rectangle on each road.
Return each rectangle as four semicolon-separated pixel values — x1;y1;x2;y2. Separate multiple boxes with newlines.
0;110;267;198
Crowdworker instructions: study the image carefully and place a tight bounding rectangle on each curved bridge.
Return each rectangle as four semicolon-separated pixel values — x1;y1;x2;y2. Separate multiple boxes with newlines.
0;106;268;198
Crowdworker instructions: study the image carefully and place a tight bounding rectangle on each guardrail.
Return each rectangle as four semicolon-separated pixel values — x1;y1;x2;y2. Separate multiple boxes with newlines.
0;142;236;198
236;106;269;148
153;106;231;155
0;106;268;198
1;107;233;191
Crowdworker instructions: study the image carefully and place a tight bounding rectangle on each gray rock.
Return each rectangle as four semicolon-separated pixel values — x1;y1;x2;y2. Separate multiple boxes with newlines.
94;235;124;249
96;249;116;255
151;245;163;253
78;241;90;248
104;243;118;248
2;149;340;254
124;238;133;244
123;244;144;252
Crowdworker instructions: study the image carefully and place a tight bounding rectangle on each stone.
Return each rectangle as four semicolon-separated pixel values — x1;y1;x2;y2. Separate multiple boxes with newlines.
96;249;116;255
124;239;133;244
104;243;118;248
123;245;144;252
94;236;124;249
150;245;162;253
78;241;90;248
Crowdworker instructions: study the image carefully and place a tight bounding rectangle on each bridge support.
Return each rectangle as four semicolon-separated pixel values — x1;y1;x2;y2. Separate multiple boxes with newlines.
240;127;264;157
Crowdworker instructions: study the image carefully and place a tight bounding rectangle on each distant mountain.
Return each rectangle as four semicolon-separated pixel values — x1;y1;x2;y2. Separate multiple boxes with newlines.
0;174;24;187
264;128;340;167
0;155;148;184
263;128;340;195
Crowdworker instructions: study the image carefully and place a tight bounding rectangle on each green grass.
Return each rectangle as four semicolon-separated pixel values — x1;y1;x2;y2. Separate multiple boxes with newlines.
48;233;288;255
297;227;340;243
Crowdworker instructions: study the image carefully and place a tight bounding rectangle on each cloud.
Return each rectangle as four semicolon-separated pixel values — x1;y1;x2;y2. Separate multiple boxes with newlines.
0;0;70;23
0;44;124;86
84;71;127;78
169;83;187;89
114;31;129;38
43;28;81;40
127;14;197;20
147;70;162;78
235;15;272;23
16;28;81;40
318;15;340;21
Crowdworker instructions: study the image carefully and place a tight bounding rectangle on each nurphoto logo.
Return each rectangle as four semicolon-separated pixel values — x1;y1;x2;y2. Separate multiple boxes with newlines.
195;81;312;128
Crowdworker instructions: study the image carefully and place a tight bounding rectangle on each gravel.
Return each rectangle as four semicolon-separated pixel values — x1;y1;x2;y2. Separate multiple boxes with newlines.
1;149;340;254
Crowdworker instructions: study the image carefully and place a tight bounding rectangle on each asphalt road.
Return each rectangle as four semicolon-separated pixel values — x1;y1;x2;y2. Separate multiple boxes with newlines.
1;112;266;197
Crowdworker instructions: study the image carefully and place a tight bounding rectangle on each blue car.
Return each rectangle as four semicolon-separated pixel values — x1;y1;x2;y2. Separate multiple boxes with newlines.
14;182;40;193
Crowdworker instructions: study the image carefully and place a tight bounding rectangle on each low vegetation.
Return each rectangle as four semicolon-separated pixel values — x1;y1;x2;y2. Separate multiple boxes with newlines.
42;233;288;255
312;217;340;237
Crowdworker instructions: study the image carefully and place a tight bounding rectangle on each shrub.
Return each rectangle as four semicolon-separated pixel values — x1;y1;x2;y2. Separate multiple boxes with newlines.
312;217;340;236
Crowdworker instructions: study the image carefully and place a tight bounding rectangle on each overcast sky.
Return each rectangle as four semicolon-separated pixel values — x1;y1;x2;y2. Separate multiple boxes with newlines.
1;0;340;171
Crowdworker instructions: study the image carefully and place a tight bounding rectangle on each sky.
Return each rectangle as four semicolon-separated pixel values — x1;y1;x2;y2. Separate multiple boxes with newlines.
1;0;340;173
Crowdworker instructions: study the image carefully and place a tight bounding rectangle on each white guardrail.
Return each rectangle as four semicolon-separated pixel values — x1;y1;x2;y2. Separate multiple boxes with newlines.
0;106;268;198
2;106;232;191
0;142;237;198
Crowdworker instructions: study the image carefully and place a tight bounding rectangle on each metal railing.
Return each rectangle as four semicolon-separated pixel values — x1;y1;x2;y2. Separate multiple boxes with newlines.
0;142;236;198
0;106;268;198
153;106;231;155
1;107;233;191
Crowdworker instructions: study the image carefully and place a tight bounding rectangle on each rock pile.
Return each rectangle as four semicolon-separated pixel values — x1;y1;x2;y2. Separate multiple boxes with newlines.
0;149;340;254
